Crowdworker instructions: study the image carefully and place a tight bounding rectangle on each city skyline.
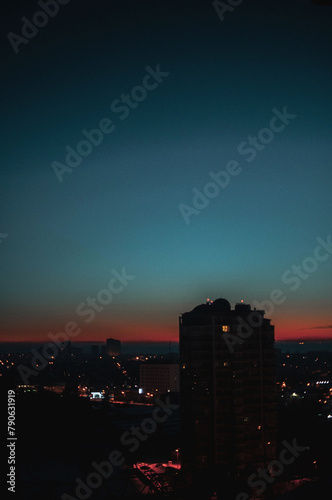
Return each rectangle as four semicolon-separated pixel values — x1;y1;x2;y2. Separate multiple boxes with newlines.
1;0;332;344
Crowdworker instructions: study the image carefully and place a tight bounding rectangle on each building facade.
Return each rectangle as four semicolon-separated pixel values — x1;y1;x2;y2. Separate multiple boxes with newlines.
179;298;277;476
140;363;180;394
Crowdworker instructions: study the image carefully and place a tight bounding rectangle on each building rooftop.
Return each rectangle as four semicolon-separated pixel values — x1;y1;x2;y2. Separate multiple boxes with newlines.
182;298;265;319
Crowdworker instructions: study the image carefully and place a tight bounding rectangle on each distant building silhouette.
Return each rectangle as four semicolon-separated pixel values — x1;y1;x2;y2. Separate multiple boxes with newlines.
140;363;180;394
91;344;99;356
105;338;121;356
179;298;277;477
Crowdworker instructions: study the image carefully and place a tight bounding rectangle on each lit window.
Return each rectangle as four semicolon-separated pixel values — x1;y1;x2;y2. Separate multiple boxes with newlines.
222;326;230;332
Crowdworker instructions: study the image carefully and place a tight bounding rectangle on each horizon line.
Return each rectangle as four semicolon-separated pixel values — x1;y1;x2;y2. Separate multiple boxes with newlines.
1;337;332;344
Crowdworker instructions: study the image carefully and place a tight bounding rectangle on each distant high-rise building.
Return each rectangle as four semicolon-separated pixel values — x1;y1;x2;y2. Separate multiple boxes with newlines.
179;298;277;476
105;338;121;356
140;363;180;394
91;345;99;356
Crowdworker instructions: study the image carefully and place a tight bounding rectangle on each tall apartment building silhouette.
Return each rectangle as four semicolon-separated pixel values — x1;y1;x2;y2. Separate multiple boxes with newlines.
105;338;121;356
179;298;277;477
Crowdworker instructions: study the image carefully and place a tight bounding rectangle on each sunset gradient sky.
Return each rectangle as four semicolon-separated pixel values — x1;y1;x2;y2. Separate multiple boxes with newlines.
1;0;332;343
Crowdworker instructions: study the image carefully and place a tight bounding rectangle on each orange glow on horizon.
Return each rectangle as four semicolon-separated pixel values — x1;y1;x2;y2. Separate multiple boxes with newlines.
1;307;331;343
1;323;332;343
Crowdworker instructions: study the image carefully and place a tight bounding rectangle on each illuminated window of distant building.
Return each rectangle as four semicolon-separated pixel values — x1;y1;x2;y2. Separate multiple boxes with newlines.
222;325;230;332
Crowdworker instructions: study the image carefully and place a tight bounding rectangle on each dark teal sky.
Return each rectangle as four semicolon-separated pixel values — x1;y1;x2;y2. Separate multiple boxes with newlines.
1;0;332;342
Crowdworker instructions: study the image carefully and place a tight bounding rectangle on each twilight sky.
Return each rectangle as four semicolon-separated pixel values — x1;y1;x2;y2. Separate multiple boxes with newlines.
1;0;332;343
